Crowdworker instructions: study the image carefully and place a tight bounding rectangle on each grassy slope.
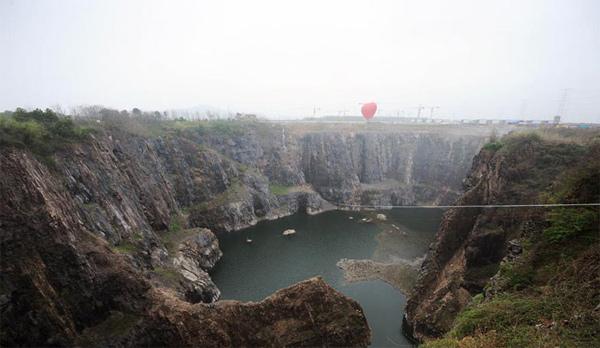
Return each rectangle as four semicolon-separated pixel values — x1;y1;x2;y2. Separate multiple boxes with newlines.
423;134;600;348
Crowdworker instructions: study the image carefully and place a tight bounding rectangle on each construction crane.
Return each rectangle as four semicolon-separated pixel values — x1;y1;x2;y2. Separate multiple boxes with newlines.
429;106;440;118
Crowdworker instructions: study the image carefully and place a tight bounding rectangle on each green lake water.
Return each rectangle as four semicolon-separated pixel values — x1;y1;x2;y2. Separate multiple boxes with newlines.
210;208;444;347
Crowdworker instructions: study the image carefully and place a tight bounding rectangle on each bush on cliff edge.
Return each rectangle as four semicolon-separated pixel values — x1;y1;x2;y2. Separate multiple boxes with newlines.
0;108;92;163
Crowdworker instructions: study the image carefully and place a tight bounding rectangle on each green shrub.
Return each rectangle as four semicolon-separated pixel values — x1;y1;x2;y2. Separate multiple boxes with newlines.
168;214;184;234
499;263;534;290
0;108;92;160
450;295;556;339
162;215;200;254
501;132;542;153
482;141;503;151
544;208;597;242
471;293;484;305
189;119;244;137
210;119;243;135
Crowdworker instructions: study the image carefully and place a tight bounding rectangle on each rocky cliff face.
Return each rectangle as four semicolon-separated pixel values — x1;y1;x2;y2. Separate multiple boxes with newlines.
182;123;486;210
0;149;370;347
403;134;598;342
0;120;487;346
65;123;484;239
172;228;223;303
300;131;484;205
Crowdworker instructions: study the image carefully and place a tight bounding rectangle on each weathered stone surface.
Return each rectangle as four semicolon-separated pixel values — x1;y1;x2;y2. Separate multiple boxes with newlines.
0;121;488;346
132;277;371;348
0;150;371;347
177;228;222;270
172;228;223;303
403;137;597;342
300;131;484;206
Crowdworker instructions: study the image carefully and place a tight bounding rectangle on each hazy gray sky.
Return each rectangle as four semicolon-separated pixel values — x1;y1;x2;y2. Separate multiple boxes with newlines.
1;0;599;121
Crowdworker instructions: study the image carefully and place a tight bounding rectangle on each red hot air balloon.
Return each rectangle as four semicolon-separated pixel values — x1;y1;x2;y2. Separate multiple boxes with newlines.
361;102;377;120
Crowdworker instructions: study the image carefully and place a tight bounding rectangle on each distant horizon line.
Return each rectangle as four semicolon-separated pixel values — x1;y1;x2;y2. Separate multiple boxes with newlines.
1;104;597;123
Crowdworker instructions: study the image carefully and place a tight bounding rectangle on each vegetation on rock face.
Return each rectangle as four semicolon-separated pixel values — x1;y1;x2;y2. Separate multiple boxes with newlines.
544;208;597;242
269;183;292;196
71;106;261;139
482;141;503;151
431;238;600;348
482;128;600;157
112;240;139;254
0;108;92;162
190;179;247;212
422;143;600;348
160;215;205;255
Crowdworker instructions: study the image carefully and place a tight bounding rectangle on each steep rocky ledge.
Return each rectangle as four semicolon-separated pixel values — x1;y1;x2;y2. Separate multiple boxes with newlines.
0;150;370;347
403;133;600;342
51;123;486;240
0;120;488;346
301;131;483;205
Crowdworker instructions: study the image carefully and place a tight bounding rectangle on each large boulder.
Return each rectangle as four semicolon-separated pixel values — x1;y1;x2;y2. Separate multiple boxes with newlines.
172;228;223;303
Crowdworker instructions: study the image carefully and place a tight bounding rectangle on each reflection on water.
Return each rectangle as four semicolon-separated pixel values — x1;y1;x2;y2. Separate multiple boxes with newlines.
210;208;443;347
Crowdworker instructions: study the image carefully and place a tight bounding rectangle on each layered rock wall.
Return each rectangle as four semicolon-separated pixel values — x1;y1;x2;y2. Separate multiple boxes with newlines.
0;150;370;347
300;131;484;205
0;120;489;346
403;136;597;342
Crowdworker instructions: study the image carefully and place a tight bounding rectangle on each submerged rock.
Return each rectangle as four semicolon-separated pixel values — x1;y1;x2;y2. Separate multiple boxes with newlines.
376;213;387;221
337;258;421;294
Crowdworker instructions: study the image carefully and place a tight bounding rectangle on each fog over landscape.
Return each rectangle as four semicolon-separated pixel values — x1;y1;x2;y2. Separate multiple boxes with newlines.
2;2;600;347
1;0;599;122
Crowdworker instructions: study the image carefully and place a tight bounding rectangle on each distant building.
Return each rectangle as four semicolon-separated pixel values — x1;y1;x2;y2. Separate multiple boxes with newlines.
553;115;561;124
235;113;257;120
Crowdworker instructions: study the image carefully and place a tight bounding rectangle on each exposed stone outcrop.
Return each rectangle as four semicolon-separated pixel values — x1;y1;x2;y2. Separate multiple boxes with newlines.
0;150;370;347
172;228;222;303
0;120;489;346
176;228;222;270
403;136;598;342
300;131;484;206
134;277;370;347
337;258;419;294
65;124;486;234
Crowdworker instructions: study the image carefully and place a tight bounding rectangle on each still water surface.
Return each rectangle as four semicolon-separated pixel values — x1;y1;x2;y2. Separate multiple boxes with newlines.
210;208;444;347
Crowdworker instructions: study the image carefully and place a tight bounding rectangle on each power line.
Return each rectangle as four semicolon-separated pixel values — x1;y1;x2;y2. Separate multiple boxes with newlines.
335;202;600;209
